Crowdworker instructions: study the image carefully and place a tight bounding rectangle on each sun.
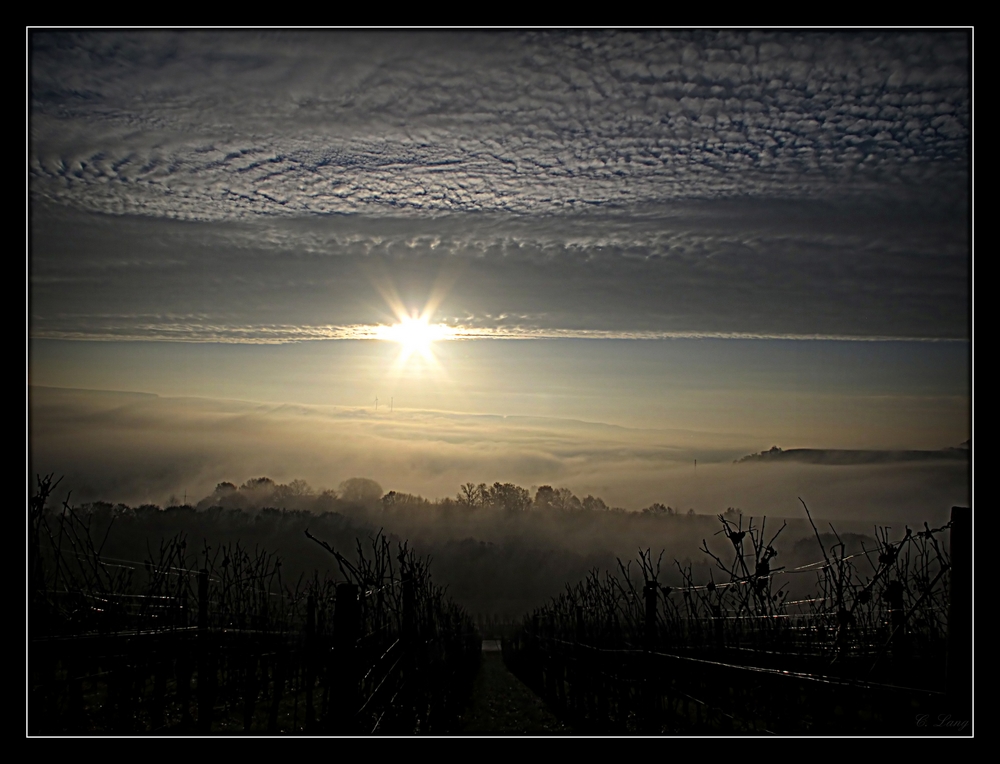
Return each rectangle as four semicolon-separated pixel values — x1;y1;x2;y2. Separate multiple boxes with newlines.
376;314;455;363
363;263;463;372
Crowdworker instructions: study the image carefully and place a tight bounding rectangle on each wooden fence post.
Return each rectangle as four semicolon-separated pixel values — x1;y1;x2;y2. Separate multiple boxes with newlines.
268;649;285;734
713;605;725;649
151;645;167;732
573;605;585;723
644;582;658;650
67;644;84;733
527;613;539;693
402;577;415;642
947;505;971;722
198;569;209;631
541;613;552;699
331;583;359;733
305;592;316;732
401;577;416;730
885;580;907;663
196;569;214;733
643;582;660;732
242;649;259;733
178;635;194;730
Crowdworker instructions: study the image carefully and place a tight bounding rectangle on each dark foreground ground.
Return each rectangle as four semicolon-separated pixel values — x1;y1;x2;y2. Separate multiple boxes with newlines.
457;641;571;735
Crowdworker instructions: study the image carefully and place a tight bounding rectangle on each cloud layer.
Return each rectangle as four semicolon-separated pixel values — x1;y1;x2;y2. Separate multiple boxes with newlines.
30;196;968;341
31;31;968;219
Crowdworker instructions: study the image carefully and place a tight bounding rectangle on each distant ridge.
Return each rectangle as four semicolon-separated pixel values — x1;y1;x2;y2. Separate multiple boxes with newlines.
735;442;970;465
29;385;158;399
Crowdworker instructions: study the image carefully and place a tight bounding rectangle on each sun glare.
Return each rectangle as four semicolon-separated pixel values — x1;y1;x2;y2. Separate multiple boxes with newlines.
376;315;455;362
364;264;462;374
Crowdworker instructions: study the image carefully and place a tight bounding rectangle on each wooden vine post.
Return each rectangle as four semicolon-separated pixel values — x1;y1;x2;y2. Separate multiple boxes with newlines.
947;505;971;724
331;583;359;733
196;568;213;733
642;581;659;731
305;592;316;732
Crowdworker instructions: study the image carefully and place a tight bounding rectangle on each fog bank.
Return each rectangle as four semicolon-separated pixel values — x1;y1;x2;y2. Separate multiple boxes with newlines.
30;386;968;526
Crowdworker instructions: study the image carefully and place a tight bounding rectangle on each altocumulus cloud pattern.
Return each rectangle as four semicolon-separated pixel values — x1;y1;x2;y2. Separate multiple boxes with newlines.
31;31;968;218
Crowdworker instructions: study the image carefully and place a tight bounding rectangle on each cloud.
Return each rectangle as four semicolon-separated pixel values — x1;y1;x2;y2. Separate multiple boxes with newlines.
30;31;968;221
30;194;968;341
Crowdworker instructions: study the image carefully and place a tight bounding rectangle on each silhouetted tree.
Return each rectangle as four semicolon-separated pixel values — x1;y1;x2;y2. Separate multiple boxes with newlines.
533;485;581;512
457;482;485;509
339;477;383;506
642;502;674;516
486;482;531;513
241;477;276;492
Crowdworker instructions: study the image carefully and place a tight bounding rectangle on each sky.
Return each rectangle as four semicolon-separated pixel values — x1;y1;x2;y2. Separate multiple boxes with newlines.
27;30;971;520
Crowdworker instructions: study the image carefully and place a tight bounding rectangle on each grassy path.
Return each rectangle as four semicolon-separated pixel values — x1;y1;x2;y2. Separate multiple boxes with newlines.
457;641;572;735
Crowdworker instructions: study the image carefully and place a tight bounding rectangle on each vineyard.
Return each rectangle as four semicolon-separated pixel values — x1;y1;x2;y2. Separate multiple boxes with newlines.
28;475;481;735
28;470;971;736
503;502;971;734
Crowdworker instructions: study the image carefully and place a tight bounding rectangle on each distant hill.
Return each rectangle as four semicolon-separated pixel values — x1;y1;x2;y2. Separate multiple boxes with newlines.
735;442;970;465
